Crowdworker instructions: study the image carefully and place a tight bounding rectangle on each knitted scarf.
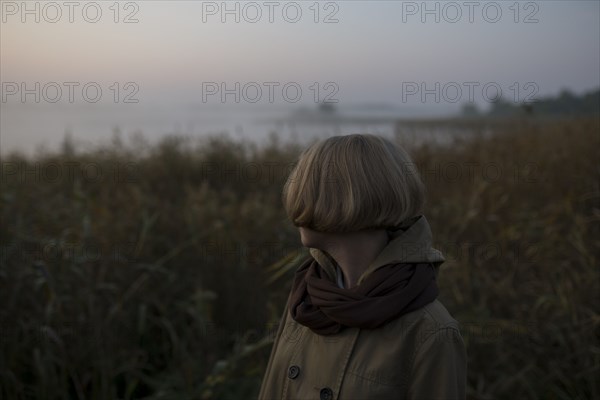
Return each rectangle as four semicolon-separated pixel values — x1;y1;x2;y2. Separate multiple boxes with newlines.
288;258;439;335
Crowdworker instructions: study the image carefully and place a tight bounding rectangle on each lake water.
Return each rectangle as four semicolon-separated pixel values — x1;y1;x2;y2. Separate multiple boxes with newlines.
1;102;462;156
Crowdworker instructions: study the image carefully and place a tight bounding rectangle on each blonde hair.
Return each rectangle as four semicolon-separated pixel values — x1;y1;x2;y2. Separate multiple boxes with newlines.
282;134;425;232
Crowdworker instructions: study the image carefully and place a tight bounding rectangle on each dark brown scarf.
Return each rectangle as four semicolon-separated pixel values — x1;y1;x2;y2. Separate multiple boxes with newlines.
289;258;438;335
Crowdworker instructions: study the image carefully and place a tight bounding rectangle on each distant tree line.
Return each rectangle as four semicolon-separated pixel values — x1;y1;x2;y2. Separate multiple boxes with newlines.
461;87;599;117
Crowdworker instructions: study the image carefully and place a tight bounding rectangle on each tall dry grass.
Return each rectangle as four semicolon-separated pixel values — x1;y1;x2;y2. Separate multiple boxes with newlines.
0;116;598;399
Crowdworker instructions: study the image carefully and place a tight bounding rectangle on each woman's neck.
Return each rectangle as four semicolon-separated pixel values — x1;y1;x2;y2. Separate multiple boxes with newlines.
320;229;389;288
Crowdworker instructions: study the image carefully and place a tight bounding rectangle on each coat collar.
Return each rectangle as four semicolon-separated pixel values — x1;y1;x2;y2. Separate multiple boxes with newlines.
308;215;445;286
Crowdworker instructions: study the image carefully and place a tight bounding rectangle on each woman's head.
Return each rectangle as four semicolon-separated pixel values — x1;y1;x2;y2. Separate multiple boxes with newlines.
282;134;425;233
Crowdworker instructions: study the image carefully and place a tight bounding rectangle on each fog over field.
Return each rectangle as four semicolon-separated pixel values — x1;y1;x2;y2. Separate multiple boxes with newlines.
1;1;599;154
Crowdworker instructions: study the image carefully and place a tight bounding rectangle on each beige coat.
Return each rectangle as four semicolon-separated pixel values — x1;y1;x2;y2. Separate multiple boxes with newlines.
258;216;467;400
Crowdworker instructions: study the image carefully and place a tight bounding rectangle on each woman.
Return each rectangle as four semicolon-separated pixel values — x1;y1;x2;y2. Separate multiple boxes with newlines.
258;134;466;400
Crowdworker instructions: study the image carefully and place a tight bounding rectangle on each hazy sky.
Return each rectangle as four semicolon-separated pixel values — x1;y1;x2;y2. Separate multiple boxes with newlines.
2;1;599;102
1;1;599;153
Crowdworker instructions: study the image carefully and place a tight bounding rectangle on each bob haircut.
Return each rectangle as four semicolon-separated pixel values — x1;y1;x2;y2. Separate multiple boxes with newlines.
282;134;425;233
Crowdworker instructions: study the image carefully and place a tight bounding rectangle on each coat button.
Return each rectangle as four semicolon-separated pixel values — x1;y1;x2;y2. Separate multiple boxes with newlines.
288;365;300;379
320;387;333;400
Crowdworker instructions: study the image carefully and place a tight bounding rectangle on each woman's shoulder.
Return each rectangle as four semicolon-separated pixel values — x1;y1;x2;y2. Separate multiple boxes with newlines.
383;299;462;342
420;299;461;329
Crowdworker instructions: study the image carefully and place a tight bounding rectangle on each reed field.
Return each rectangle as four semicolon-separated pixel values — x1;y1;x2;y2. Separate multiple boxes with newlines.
0;116;598;400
